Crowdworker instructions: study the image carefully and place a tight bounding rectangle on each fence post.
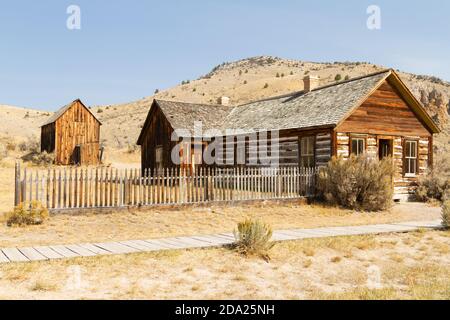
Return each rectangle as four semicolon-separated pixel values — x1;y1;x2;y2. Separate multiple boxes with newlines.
14;161;21;206
277;167;282;198
22;167;27;206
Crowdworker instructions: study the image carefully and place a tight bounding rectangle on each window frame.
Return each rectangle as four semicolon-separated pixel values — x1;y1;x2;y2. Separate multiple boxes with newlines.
403;139;418;177
350;137;366;156
299;136;315;168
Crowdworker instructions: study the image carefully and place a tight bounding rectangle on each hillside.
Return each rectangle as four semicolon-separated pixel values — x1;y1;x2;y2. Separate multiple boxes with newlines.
1;56;449;155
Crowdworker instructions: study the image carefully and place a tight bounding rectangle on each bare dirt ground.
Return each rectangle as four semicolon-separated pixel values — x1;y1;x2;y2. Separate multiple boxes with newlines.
0;202;440;248
0;229;448;300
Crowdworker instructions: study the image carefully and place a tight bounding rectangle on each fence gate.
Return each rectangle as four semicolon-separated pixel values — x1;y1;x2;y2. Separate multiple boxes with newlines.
14;162;317;211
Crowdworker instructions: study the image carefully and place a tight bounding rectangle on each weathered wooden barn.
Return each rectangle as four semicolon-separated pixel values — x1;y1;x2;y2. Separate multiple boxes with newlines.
41;99;102;165
137;69;440;199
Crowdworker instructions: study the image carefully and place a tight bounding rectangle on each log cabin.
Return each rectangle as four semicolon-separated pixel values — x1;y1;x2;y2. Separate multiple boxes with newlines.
41;99;102;165
137;69;440;200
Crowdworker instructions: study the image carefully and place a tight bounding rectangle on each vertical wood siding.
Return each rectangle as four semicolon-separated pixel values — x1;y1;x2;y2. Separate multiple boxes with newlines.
42;101;101;165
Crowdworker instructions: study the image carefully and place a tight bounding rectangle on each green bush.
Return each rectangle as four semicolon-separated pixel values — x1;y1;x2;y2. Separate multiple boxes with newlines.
442;201;450;229
415;155;450;202
6;201;49;227
233;219;275;261
335;74;342;81
317;155;395;211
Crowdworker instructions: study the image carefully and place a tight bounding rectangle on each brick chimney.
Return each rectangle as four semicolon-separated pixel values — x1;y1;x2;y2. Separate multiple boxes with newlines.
303;75;320;92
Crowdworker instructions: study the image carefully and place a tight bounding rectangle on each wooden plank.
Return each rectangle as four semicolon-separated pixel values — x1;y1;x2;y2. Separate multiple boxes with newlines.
120;240;158;251
0;250;10;263
65;244;97;257
49;245;80;258
85;168;89;208
68;168;73;208
2;248;29;262
99;167;104;207
57;169;61;208
144;239;179;249
160;238;198;248
78;243;111;255
94;242;139;254
18;247;48;261
79;168;84;208
95;168;99;207
33;246;63;259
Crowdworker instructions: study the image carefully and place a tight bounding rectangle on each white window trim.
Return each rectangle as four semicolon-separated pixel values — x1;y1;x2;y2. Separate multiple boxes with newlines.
404;140;418;177
300;136;315;167
350;138;365;156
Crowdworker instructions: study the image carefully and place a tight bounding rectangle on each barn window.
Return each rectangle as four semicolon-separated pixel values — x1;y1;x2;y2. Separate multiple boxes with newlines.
155;146;163;171
300;136;315;167
351;138;365;156
404;140;418;176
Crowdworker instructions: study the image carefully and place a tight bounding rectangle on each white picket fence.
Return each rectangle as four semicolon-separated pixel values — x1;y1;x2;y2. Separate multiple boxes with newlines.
14;163;318;211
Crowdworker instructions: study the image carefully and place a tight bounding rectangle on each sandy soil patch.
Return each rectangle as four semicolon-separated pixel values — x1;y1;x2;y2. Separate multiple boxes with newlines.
0;230;448;300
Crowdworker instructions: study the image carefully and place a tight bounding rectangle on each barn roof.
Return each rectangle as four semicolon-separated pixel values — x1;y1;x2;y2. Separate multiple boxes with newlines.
41;99;102;127
137;69;439;143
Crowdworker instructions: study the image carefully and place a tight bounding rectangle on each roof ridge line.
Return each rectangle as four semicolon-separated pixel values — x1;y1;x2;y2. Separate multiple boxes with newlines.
236;69;392;107
309;69;392;92
155;98;229;108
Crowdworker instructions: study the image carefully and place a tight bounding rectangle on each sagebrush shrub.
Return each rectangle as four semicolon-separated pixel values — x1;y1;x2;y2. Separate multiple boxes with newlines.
233;219;275;261
22;151;54;166
18;137;39;152
6;201;49;227
415;154;450;202
317;155;395;211
442;201;450;229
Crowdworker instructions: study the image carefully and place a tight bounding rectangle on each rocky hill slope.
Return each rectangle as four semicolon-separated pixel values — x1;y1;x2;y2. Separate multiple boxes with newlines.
1;56;449;154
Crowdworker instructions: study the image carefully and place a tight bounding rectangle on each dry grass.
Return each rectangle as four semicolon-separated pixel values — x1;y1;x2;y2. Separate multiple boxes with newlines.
0;201;441;248
0;230;448;300
0;166;15;214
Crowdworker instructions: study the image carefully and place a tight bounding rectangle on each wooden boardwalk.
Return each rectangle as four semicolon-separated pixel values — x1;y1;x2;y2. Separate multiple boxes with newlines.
0;220;442;264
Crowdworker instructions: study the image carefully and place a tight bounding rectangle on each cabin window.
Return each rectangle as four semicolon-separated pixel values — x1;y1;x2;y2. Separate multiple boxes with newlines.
155;146;163;170
300;136;315;167
404;140;418;176
351;138;365;156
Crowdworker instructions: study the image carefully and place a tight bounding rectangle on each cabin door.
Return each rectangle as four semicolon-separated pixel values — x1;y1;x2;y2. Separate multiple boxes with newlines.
379;139;393;160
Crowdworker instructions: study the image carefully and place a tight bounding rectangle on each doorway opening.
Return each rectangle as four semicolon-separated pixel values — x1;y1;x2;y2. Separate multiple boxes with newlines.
379;139;393;160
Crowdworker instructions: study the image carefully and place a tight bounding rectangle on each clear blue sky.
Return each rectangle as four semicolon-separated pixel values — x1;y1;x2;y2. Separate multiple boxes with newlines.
1;0;449;110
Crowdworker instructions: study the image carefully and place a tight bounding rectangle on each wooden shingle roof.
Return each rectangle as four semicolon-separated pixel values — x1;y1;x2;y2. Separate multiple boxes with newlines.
137;69;439;142
156;100;232;132
222;70;390;132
